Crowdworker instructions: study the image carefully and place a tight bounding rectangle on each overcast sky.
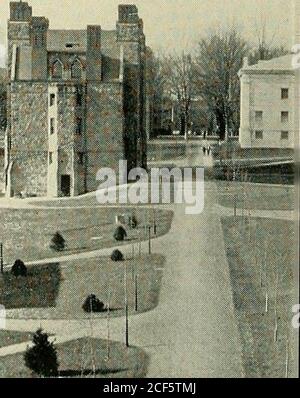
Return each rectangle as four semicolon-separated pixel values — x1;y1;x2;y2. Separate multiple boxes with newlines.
0;0;294;68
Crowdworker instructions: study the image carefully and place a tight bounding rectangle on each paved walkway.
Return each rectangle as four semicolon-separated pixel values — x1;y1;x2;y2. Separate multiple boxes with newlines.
1;145;244;378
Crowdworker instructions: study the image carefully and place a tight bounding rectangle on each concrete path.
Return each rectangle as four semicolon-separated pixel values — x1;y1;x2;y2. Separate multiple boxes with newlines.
2;182;244;377
1;145;244;378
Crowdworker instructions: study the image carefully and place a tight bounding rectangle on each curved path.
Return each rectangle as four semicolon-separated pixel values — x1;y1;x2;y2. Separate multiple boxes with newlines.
2;146;245;378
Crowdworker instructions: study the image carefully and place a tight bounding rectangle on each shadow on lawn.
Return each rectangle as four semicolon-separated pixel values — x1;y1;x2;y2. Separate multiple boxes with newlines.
59;368;129;377
0;263;61;309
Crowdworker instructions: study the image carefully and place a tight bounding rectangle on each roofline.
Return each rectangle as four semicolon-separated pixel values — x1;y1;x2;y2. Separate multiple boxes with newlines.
239;68;295;77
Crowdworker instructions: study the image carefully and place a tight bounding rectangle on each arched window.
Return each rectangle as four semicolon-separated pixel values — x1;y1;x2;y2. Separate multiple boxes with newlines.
52;60;63;79
71;59;82;79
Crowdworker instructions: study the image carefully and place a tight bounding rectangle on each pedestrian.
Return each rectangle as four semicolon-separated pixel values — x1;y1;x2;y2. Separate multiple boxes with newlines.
207;146;211;156
202;146;206;155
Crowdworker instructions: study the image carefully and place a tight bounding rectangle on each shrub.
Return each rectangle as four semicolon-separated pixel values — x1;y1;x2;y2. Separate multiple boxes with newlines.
24;329;59;378
111;249;124;262
11;259;27;277
130;215;138;229
82;294;105;313
113;226;127;242
50;232;66;252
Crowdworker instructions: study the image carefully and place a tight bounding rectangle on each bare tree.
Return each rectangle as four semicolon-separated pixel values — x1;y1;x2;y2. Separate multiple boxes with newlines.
249;16;288;64
161;52;194;138
194;28;248;140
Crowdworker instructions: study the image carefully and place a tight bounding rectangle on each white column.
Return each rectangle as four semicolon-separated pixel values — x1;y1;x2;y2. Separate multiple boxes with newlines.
239;74;252;148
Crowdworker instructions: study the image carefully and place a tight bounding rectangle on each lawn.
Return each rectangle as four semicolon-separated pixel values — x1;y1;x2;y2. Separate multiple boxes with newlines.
221;216;297;378
0;207;173;264
212;143;294;161
0;337;149;378
0;330;33;348
6;254;165;320
0;263;61;309
148;141;186;162
217;181;295;211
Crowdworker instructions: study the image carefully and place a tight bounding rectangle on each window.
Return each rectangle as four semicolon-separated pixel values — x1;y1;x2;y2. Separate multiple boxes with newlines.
49;152;53;165
52;60;63;79
76;117;83;135
50;118;55;135
255;130;263;140
281;131;289;140
71;60;82;79
255;111;263;123
78;152;84;165
281;111;289;123
281;88;289;99
49;93;55;107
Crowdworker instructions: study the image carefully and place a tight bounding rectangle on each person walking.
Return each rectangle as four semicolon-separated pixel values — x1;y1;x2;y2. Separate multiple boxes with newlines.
202;146;206;156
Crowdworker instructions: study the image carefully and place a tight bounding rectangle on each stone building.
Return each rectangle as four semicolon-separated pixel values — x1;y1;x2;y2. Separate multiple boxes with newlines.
238;55;297;149
5;1;148;197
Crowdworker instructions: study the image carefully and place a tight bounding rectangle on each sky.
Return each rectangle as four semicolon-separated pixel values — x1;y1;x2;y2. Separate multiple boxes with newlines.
0;0;295;68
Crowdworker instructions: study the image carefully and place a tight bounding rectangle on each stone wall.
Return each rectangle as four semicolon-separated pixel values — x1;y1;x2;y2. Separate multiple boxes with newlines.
85;82;124;192
56;83;86;196
9;82;48;196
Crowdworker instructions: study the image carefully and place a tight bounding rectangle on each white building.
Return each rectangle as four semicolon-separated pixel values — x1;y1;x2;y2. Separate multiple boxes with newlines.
239;0;300;150
238;54;297;149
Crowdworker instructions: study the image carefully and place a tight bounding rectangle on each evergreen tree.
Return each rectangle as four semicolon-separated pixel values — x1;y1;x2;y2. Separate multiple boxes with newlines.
113;226;127;242
24;329;59;378
50;232;66;252
11;259;27;277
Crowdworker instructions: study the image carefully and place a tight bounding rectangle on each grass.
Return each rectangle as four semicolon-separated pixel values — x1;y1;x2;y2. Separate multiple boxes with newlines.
216;181;295;211
0;207;173;264
213;143;294;161
0;330;33;348
6;254;165;319
221;216;296;378
0;263;61;309
0;337;149;378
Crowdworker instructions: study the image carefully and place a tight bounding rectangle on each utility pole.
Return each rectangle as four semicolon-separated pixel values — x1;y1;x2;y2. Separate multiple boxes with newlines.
274;263;279;343
0;243;3;274
134;274;138;312
138;233;141;257
265;252;269;314
153;209;157;236
233;194;237;217
285;331;290;378
89;297;96;377
124;262;129;347
148;225;151;255
106;287;111;361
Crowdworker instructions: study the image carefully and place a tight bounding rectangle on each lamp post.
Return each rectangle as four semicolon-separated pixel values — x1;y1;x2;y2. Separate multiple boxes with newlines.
106;287;111;361
124;262;129;347
0;243;3;274
148;225;151;254
134;274;138;312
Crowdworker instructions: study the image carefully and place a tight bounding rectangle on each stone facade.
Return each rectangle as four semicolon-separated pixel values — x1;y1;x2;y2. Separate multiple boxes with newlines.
5;2;148;197
239;55;297;149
